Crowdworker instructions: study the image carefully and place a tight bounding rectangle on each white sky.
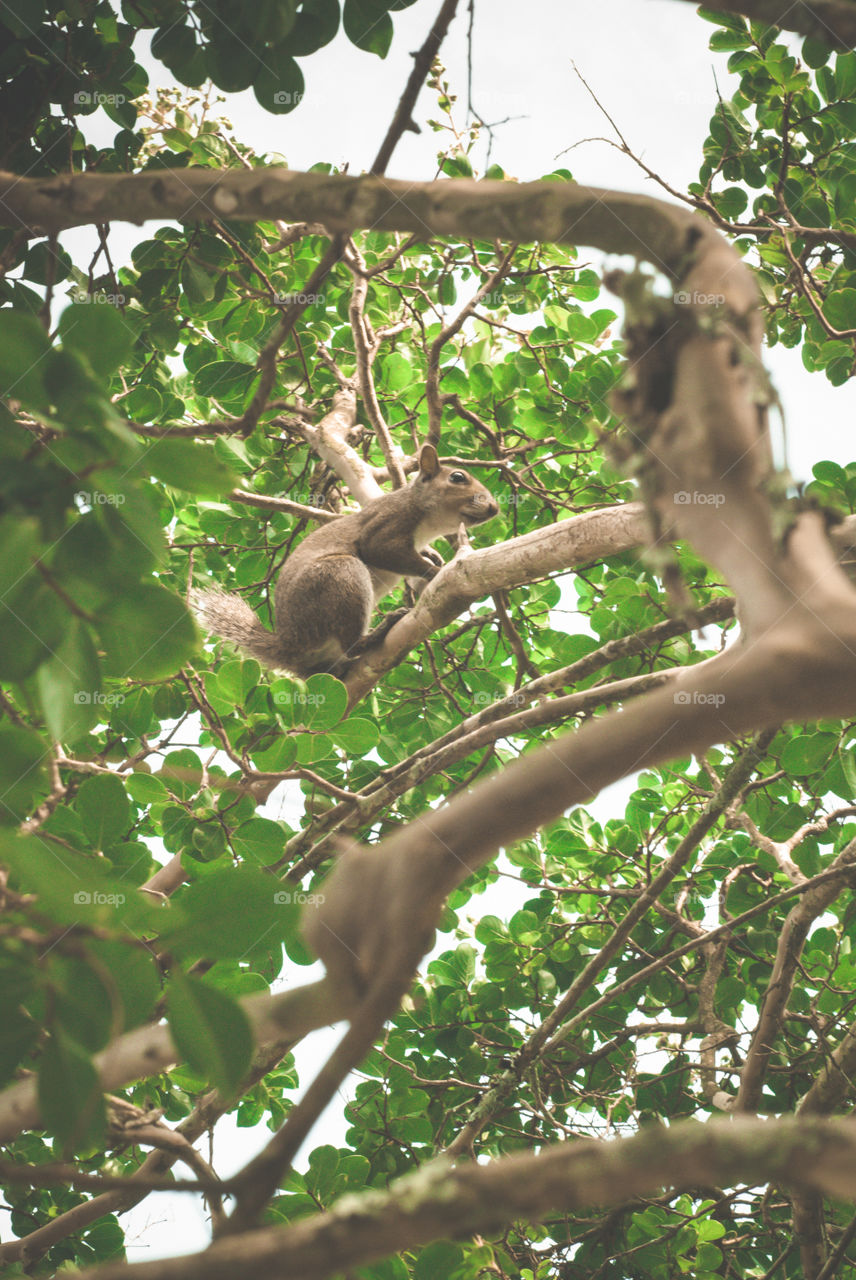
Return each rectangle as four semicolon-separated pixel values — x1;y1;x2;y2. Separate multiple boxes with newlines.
67;0;854;1260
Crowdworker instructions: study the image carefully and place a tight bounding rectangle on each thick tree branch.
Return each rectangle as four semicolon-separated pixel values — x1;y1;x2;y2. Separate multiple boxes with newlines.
0;171;729;276
73;1118;856;1280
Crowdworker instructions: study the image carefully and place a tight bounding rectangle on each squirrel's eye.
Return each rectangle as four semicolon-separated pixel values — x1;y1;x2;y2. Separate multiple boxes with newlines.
449;471;468;484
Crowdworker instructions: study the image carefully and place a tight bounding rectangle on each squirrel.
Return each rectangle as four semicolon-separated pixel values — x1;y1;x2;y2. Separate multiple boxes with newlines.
192;444;499;678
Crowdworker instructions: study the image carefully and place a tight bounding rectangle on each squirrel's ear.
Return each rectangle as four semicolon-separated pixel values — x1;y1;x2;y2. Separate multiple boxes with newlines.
418;443;440;478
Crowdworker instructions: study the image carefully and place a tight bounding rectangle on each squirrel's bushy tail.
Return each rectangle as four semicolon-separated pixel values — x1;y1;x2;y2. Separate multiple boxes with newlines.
191;588;285;668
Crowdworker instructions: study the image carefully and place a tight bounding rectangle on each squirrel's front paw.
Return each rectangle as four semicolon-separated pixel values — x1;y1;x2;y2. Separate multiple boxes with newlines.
420;549;444;573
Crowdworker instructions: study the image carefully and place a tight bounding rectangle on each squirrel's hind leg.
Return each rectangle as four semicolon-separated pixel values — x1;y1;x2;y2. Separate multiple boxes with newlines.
275;556;374;676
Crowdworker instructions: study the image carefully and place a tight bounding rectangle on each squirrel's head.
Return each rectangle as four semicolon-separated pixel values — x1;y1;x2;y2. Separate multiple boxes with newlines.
416;444;499;526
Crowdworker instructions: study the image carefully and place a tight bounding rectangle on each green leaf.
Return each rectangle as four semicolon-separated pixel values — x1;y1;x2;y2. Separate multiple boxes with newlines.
286;0;339;54
96;583;198;680
0;726;47;824
38;1028;106;1153
253;54;305;113
180;257;218;302
158;866;299;959
822;289;856;331
76;773;130;849
0;1007;38;1089
803;36;833;69
343;0;392;56
151;21;197;73
382;352;413;390
205;43;259;93
125;772;169;804
836;50;856;98
0;310;52;409
51;955;114;1051
780;732;837;776
121;383;163;422
166;970;253;1096
709;28;750;51
0;832;155;930
714;185;748;219
37;619;102;743
294;731;334;763
85;938;159;1030
331;716;379;754
812;460;846;487
193;359;257;398
296;674;348;728
0;577;67;681
58;302;135;379
140;438;238;496
0;514;40;602
231;817;288;866
1;0;47;37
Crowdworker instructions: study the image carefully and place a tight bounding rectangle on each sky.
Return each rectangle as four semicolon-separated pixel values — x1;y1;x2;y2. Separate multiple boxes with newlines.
66;0;854;1261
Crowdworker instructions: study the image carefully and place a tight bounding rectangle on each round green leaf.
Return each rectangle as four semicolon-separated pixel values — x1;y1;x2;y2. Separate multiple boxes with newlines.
822;288;856;330
96;584;198;680
193;359;257;398
232;816;288;865
159;866;299;959
343;0;392;56
0;310;52;409
0;726;47;825
76;772;130;849
205;43;259;92
37;619;102;743
253;55;305;113
58;302;136;379
167;971;253;1097
142;438;238;496
37;1028;106;1154
331;716;379;754
286;0;339;54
